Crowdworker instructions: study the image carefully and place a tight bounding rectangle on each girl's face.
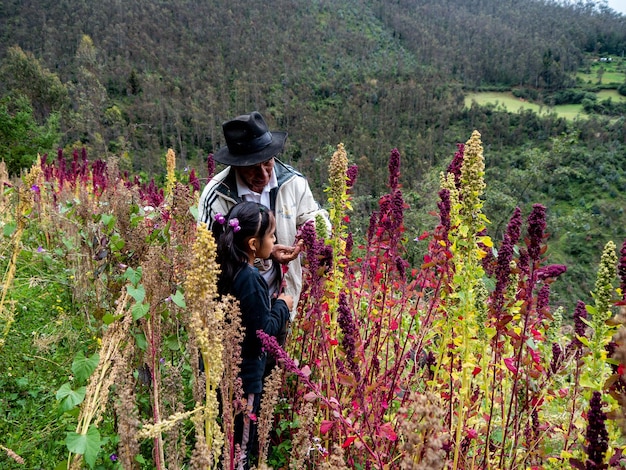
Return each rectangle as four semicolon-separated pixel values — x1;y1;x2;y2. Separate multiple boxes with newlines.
253;215;276;260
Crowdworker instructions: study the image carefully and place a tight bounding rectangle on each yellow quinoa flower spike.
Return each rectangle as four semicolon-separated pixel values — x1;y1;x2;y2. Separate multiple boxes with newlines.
165;148;177;196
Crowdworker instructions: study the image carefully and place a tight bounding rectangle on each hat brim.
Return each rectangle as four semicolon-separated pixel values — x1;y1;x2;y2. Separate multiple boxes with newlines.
213;131;288;166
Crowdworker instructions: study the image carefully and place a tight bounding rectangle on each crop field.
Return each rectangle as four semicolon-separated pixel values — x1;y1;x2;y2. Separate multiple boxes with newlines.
464;92;585;119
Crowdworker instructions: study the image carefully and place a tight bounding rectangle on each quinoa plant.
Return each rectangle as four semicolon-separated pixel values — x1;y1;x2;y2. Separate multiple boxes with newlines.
262;132;626;469
3;136;626;469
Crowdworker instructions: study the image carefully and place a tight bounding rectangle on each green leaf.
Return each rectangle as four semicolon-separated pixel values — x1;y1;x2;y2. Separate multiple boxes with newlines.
127;284;146;303
56;383;86;411
132;302;150;321
124;266;143;287
576;335;590;347
171;289;186;308
484;326;497;338
189;205;199;221
109;233;125;252
72;351;100;382
165;334;180;351
134;332;147;350
3;221;17;237
66;425;102;468
102;313;122;325
580;316;594;328
100;213;115;230
130;213;144;228
579;375;600;389
62;236;76;251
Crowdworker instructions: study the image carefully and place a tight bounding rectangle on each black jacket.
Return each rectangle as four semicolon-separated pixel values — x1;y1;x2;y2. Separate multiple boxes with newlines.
231;264;290;394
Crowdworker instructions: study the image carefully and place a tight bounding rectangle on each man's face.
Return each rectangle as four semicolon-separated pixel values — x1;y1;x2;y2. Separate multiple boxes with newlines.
235;158;275;193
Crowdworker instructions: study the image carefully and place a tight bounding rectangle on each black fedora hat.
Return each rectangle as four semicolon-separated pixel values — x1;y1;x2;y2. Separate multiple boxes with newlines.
214;111;287;166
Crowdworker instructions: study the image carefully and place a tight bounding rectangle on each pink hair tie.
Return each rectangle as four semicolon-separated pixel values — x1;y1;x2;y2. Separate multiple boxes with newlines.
229;218;241;232
214;213;226;225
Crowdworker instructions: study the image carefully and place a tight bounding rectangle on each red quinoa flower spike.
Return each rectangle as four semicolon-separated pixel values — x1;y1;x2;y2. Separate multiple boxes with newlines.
583;391;609;469
526;204;547;264
446;142;464;189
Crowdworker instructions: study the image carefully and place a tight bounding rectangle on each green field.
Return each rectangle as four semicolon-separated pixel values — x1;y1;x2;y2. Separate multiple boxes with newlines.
464;92;585;120
464;89;625;120
597;89;626;101
577;57;626;85
577;70;625;85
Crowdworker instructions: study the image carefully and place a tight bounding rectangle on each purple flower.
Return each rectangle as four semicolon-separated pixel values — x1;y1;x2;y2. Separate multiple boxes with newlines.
189;168;200;192
345;232;353;256
585;391;608;467
297;220;316;249
92;159;108;195
536;264;567;281
447;143;464;189
388;148;401;190
527;204;547;262
518;250;530;277
207;153;216;179
550;343;562;374
395;255;408;280
492;210;523;314
139;179;164;207
506;207;523;246
346;164;359;189
337;293;360;381
367;211;378;243
493;236;514;306
257;330;304;378
437;189;451;235
536;284;550;316
390;190;404;233
574;300;588;338
568;300;588;355
110;453;118;462
56;148;66;189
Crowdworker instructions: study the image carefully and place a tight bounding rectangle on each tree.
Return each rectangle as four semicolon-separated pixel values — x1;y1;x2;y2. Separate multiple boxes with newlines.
0;46;69;123
0;94;60;175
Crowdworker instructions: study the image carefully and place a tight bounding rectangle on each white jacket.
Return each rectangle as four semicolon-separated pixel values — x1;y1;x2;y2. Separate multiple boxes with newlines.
198;159;329;317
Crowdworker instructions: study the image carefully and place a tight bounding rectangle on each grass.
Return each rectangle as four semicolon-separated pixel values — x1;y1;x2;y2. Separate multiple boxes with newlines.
464;91;586;120
577;71;625;85
577;56;626;85
0;246;97;469
465;56;626;120
597;89;626;102
465;88;626;121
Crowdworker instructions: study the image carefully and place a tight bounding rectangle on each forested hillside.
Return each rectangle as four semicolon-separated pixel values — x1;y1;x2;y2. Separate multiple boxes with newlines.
1;0;626;308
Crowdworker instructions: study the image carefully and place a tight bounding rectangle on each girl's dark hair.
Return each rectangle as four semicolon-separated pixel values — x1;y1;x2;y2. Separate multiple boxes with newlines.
212;201;274;295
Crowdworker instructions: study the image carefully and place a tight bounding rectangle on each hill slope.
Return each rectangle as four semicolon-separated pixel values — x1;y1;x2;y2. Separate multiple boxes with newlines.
1;0;626;310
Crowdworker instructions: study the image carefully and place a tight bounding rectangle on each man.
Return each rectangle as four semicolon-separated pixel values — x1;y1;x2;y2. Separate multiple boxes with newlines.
198;111;330;318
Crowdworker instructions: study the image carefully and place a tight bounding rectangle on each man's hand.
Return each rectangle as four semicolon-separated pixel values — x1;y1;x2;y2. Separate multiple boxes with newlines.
271;240;304;264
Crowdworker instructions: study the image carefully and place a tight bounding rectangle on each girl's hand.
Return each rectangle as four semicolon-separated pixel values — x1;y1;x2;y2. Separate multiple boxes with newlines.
278;293;293;311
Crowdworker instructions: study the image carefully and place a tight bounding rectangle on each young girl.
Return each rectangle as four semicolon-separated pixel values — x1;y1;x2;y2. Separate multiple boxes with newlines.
212;201;292;470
